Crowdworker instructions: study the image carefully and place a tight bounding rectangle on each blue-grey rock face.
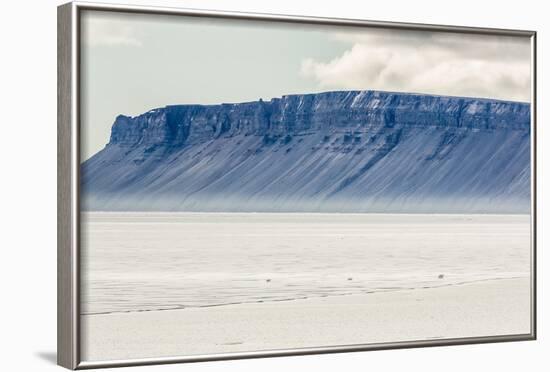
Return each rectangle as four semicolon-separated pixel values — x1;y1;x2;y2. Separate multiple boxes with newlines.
81;90;531;213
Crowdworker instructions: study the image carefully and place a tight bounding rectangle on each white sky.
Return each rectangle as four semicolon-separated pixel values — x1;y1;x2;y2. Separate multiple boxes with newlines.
81;10;532;161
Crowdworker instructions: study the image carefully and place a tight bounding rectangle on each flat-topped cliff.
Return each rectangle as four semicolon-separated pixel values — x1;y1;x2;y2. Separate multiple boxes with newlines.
81;90;531;213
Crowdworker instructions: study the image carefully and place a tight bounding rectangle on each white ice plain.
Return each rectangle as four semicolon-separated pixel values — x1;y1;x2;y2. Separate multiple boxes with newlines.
80;212;532;361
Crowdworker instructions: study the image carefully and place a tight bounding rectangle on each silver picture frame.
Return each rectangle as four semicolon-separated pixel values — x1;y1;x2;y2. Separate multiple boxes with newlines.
57;1;537;369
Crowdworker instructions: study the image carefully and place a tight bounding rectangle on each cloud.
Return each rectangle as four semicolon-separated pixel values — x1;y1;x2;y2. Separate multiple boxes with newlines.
301;29;531;102
82;16;142;47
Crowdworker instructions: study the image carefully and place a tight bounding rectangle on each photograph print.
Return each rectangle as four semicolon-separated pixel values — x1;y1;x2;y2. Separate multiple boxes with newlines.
77;8;534;363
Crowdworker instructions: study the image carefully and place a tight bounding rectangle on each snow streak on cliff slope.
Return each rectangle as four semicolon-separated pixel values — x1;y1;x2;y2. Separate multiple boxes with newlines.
81;90;531;213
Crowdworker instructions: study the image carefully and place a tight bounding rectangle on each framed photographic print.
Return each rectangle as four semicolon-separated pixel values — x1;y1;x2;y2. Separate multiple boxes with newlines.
57;1;537;369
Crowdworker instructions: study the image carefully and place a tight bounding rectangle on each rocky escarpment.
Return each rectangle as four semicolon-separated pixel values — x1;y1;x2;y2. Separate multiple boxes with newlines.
81;90;531;213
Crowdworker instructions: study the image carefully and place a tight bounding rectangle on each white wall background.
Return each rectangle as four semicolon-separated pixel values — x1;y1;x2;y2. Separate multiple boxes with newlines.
0;0;545;371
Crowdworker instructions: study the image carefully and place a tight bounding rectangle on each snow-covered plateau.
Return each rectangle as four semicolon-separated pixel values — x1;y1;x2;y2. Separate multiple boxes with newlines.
81;90;531;213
